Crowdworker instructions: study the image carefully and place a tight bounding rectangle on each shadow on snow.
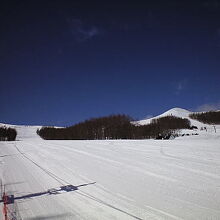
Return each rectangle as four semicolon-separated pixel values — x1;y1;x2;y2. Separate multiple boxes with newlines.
0;182;96;204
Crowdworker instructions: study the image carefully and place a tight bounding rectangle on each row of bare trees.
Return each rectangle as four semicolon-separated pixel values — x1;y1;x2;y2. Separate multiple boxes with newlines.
0;127;17;141
37;115;134;140
37;114;191;140
189;111;220;124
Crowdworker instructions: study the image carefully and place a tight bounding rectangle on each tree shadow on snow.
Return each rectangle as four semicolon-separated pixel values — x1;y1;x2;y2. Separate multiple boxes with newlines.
0;182;96;204
26;213;72;220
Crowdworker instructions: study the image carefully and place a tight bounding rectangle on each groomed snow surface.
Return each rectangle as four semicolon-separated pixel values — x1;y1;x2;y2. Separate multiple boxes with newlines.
1;109;220;220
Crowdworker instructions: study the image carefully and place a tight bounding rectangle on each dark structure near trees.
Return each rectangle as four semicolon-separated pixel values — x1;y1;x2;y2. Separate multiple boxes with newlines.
189;111;220;124
37;114;191;140
0;127;17;141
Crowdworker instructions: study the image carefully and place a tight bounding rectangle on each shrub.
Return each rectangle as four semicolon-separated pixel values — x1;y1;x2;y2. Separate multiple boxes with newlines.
0;127;17;141
190;126;198;130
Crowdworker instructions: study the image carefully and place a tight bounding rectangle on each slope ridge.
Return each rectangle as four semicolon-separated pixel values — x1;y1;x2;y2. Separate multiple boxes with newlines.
137;107;209;128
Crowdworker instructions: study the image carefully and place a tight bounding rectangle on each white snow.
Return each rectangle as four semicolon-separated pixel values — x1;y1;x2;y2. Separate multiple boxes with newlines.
0;109;220;219
136;107;207;128
0;123;41;140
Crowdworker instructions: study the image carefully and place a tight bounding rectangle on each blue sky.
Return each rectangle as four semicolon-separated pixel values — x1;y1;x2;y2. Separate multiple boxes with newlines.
1;0;220;126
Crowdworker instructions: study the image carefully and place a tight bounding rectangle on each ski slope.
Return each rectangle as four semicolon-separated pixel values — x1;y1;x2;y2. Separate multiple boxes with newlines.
0;109;220;219
136;108;207;128
0;123;41;140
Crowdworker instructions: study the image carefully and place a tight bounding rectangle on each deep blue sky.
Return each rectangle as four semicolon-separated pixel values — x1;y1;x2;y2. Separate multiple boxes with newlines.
1;0;220;126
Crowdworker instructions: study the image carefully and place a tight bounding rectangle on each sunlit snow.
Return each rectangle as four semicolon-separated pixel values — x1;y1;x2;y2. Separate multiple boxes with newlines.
0;108;220;219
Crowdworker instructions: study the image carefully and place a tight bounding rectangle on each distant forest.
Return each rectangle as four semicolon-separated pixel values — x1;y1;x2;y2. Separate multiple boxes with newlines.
37;114;191;140
0;127;17;141
189;111;220;124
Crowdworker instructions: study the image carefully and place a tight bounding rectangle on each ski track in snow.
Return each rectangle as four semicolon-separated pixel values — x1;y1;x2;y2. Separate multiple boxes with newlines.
1;113;220;219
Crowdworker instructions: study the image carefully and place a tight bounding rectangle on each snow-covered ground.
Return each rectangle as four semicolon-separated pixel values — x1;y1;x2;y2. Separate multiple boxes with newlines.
0;109;220;219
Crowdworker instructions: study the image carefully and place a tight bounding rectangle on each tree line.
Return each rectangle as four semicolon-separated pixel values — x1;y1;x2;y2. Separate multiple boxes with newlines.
189;111;220;124
0;127;17;141
37;114;191;140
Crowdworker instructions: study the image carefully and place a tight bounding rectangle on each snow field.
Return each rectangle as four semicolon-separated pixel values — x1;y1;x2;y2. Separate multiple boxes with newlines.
0;134;220;219
1;108;220;219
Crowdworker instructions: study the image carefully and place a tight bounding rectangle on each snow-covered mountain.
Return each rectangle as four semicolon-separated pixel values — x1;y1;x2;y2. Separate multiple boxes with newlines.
0;108;220;219
136;108;191;124
1;107;220;140
137;107;206;127
135;107;220;137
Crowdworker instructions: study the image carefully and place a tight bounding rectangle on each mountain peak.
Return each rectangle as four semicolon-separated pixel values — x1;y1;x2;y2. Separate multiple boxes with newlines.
137;107;192;125
162;108;191;117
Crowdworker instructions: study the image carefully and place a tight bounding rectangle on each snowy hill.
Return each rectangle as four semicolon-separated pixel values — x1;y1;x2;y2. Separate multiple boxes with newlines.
137;108;191;124
1;109;220;219
137;107;209;127
0;122;41;140
136;107;220;137
1;107;220;140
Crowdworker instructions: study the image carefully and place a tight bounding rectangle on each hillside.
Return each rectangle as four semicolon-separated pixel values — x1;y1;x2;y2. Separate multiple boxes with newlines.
0;109;220;219
0;123;41;140
1;108;220;141
137;108;196;125
136;107;219;133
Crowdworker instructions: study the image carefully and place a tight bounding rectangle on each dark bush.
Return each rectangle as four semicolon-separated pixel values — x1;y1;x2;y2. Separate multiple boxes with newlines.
189;125;198;130
189;111;220;124
0;127;17;141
